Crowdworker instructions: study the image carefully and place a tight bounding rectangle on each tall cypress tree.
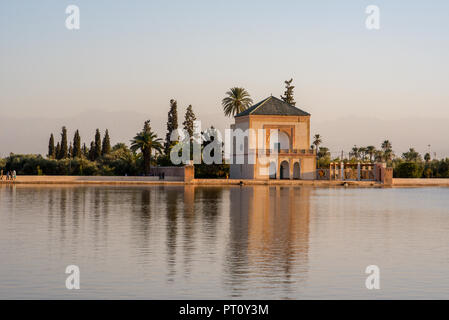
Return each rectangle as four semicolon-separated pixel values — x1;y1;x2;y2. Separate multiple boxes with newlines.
165;99;178;155
102;129;111;156
72;130;81;158
89;141;96;161
48;133;56;159
82;143;88;158
182;105;196;138
94;129;102;160
55;142;61;160
280;78;296;106
69;142;73;159
59;126;68;159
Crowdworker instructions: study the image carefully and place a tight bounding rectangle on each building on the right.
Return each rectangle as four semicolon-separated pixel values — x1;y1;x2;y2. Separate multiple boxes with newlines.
229;96;316;180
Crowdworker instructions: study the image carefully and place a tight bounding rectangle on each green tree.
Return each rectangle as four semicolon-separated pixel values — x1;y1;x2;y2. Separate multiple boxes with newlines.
112;143;128;151
48;133;55;159
402;148;421;162
424;153;431;163
82;143;88;158
374;150;384;162
312;134;322;153
102;129;111;156
72;130;81;158
381;140;394;161
366;145;376;162
438;159;449;177
317;147;330;159
280;78;296;106
94;129;102;160
131;120;163;175
359;147;368;161
55;142;61;159
423;164;433;178
89;141;96;161
68;142;73;158
317;147;331;168
222;87;253;117
350;145;360;160
182;105;196;138
395;162;423;178
165;99;179;155
58;126;68;159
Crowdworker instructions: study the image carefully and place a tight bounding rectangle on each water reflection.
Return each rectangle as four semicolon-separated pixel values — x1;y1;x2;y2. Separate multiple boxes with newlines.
226;186;310;297
5;185;449;299
165;186;182;281
0;184;312;298
182;186;196;277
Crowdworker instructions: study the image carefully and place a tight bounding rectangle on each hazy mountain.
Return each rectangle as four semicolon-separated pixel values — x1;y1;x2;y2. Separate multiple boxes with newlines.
1;112;448;159
313;117;449;159
0;109;165;157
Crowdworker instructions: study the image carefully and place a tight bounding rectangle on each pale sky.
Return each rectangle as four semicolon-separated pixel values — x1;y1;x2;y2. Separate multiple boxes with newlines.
1;0;449;158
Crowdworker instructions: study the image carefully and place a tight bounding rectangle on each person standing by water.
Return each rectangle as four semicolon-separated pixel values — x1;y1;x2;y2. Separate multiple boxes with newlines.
6;171;10;181
13;170;16;181
0;169;3;181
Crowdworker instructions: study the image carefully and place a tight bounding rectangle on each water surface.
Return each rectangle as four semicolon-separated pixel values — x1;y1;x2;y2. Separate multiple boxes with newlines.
1;184;449;299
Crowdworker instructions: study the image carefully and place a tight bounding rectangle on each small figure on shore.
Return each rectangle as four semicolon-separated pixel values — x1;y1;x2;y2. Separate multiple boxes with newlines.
6;171;10;181
0;169;3;181
13;170;16;181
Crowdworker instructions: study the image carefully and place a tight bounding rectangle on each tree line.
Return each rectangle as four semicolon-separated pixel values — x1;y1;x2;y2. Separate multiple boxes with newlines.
2;78;293;177
1;98;225;177
48;128;111;161
313;136;449;178
3;78;446;178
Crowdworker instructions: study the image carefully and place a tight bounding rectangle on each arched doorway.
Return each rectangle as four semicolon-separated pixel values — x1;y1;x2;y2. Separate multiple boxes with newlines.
269;161;277;179
293;162;301;179
280;160;289;179
269;130;290;152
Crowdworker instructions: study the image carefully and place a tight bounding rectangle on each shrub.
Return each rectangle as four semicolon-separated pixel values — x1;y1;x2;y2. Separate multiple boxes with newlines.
395;162;423;178
194;163;229;178
437;159;449;178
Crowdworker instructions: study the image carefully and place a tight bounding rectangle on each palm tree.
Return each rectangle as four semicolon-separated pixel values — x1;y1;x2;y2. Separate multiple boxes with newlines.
402;148;421;162
351;145;360;160
381;140;392;152
130;120;163;175
366;146;376;162
381;140;393;162
222;87;253;117
317;147;330;159
359;147;367;161
374;150;384;162
312;134;322;154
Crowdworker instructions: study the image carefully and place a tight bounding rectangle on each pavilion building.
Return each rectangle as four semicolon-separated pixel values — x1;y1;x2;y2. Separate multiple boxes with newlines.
229;96;316;180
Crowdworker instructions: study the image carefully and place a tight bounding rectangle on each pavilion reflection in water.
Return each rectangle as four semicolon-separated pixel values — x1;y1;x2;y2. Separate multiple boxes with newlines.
225;186;311;297
1;184;310;298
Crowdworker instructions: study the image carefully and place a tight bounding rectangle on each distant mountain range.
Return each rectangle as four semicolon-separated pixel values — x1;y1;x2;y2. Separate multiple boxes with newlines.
312;116;449;159
1;111;448;159
0;109;165;157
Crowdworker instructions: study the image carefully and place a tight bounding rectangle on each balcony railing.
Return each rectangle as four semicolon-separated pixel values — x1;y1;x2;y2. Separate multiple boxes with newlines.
253;149;316;156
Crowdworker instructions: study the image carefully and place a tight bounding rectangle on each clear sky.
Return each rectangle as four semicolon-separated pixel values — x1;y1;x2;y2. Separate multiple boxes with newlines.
1;0;449;157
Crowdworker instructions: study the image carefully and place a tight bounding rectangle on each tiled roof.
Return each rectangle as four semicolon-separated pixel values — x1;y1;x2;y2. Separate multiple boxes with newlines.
235;96;310;117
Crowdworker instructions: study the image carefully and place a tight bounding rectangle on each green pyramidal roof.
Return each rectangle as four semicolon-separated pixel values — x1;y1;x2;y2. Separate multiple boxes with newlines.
234;96;310;118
